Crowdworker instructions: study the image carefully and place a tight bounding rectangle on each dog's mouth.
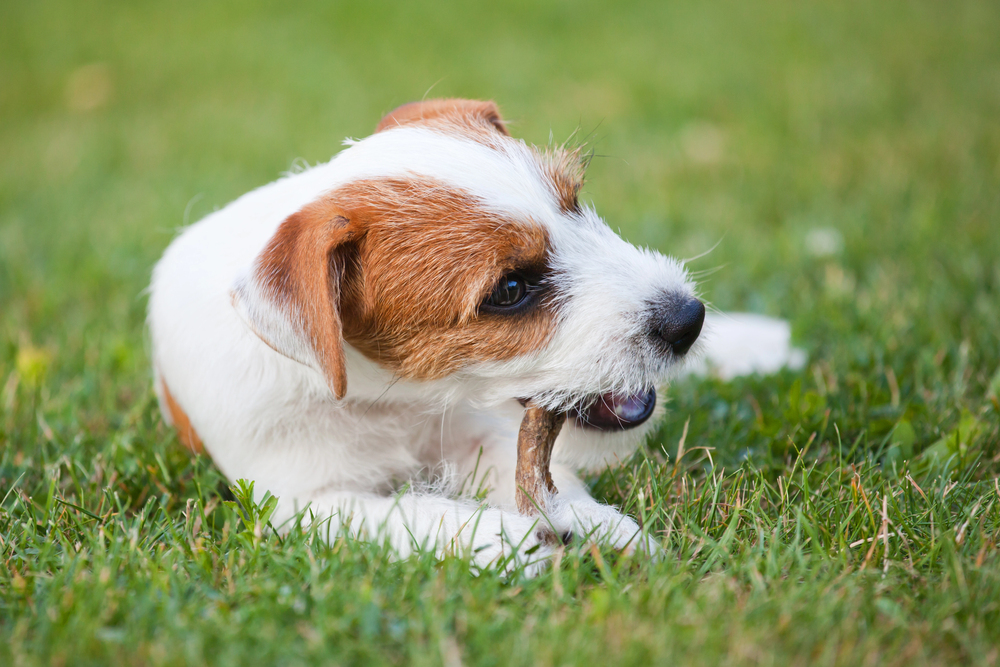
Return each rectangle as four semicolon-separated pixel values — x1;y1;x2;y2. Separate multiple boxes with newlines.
518;388;657;432
568;388;657;431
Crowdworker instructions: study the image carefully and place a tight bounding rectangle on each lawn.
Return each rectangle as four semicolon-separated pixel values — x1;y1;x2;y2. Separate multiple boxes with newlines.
2;0;999;665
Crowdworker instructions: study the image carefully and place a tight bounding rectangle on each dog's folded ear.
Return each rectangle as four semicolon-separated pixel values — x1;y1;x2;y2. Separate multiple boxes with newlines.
231;197;360;399
375;98;509;136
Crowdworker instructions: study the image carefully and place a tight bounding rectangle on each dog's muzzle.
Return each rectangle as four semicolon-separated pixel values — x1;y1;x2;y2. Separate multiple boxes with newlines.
522;296;704;433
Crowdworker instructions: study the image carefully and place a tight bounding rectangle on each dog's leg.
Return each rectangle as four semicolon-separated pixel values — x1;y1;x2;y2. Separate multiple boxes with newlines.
686;312;807;380
460;440;659;555
544;464;660;555
279;490;557;575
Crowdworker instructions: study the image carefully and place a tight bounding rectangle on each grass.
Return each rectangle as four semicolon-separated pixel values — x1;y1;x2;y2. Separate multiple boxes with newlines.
2;0;999;664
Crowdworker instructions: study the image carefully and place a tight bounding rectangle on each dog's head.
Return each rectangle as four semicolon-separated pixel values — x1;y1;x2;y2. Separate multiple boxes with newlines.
232;99;703;457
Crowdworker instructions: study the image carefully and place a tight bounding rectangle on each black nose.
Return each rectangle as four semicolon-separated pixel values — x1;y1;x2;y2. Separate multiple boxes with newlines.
657;297;705;356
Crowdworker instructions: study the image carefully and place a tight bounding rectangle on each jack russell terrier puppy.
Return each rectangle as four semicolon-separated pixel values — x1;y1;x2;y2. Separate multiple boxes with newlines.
149;99;802;572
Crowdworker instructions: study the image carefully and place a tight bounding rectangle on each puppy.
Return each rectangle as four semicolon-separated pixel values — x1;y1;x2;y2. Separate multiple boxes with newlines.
149;99;801;571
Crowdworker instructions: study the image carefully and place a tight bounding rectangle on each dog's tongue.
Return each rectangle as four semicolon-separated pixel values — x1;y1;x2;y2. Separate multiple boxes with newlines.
571;388;656;431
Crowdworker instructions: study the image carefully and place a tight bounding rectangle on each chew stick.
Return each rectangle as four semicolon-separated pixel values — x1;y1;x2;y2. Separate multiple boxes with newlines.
515;403;565;515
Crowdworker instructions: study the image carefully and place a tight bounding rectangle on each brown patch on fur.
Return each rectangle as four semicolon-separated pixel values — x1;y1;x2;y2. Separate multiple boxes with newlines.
161;379;203;454
338;178;554;379
253;201;359;398
249;176;556;389
378;98;587;214
541;146;587;214
375;98;510;140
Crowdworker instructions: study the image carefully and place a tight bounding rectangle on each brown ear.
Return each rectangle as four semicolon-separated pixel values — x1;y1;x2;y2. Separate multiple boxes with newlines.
231;197;360;399
375;98;510;136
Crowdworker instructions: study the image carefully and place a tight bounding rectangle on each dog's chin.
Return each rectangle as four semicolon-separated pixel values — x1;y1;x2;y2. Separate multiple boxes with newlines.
519;388;657;432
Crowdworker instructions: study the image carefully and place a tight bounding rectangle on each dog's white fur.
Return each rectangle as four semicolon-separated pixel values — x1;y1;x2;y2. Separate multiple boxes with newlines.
149;100;801;573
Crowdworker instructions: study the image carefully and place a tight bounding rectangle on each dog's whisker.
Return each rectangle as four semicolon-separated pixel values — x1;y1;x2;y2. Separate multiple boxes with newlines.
686;264;727;279
358;373;404;422
682;236;726;264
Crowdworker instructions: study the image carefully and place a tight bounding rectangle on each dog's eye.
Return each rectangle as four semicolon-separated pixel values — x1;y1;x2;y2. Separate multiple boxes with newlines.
486;274;528;308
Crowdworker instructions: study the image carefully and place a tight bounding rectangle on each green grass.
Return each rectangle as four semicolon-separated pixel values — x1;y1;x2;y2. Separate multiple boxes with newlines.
2;0;1000;664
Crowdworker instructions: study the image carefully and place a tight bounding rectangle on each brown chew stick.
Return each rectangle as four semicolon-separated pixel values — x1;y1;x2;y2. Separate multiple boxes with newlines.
515;403;565;515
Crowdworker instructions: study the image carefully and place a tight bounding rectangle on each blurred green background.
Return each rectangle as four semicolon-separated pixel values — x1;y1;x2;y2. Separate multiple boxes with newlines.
2;1;1000;665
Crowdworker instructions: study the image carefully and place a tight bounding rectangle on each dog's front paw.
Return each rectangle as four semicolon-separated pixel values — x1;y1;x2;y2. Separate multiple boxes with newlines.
460;508;558;576
548;500;660;556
